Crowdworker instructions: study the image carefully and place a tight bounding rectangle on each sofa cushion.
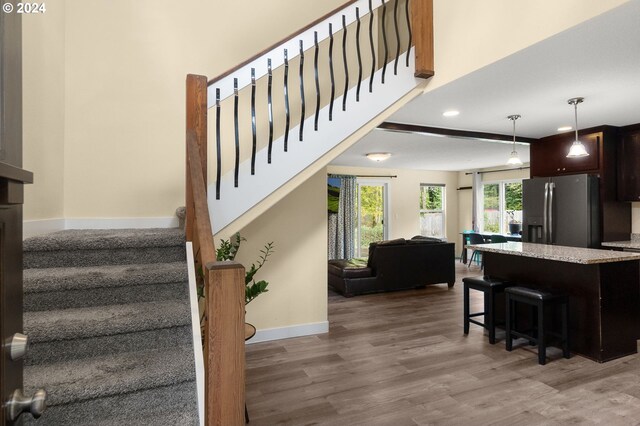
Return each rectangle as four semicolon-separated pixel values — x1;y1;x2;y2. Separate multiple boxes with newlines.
328;258;372;278
408;235;444;244
367;238;406;269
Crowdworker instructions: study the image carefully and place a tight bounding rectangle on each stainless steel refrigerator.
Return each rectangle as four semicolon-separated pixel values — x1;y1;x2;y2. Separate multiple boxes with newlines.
522;174;600;248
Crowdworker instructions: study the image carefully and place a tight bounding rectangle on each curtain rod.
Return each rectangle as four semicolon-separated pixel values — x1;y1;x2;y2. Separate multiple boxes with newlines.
328;174;397;178
465;166;530;176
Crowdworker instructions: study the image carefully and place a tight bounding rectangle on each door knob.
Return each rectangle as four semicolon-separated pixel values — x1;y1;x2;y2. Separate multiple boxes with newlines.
5;389;46;421
5;332;28;360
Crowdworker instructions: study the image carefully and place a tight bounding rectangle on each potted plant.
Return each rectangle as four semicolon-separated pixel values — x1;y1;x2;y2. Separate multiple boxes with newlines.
197;233;274;342
506;210;522;235
215;232;275;304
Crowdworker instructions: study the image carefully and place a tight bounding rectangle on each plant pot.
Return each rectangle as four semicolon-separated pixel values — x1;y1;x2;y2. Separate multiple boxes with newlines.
508;223;522;235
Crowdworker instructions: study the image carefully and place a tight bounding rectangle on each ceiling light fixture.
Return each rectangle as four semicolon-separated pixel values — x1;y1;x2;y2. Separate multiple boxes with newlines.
506;114;523;166
557;126;572;132
366;152;391;162
566;97;589;158
442;110;459;117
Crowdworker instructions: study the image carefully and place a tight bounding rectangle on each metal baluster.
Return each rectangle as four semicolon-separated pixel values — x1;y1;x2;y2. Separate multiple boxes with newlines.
393;0;401;75
267;59;274;164
328;23;335;121
355;7;363;102
342;15;349;111
299;40;305;141
251;68;257;175
233;78;239;187
368;0;376;93
283;49;290;152
314;31;320;131
381;0;389;84
215;88;221;200
405;0;412;67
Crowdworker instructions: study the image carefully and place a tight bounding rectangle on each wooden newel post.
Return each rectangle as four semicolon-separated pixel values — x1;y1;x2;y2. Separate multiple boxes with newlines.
410;0;434;79
206;261;246;426
185;74;208;241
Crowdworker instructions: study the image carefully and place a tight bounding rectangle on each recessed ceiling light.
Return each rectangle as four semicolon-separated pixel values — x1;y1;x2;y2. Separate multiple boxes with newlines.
442;110;459;117
366;152;391;162
557;126;572;132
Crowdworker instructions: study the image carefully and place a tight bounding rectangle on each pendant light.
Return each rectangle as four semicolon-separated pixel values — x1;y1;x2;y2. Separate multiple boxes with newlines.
506;114;523;166
566;97;589;158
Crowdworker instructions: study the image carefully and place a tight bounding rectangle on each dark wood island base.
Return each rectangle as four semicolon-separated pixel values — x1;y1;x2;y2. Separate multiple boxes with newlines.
484;252;640;362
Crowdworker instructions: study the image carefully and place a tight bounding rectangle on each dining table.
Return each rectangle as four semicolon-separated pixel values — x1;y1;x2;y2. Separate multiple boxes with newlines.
460;231;521;264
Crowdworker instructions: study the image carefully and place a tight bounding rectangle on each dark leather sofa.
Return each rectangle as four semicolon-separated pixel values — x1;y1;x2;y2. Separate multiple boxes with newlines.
328;236;455;297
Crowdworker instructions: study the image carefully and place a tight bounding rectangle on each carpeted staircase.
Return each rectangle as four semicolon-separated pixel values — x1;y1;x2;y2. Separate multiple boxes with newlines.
22;228;199;425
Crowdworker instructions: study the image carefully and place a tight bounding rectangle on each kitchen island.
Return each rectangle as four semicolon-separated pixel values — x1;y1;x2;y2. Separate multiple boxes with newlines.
467;242;640;362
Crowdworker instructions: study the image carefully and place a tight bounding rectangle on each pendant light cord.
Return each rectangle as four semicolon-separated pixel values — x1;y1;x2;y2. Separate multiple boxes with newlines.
574;101;579;142
512;118;516;150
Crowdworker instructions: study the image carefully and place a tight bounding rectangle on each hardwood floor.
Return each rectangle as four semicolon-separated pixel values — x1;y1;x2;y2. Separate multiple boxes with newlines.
245;263;640;425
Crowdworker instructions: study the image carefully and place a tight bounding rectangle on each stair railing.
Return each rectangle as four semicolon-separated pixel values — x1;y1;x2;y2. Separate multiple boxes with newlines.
185;76;246;426
207;0;433;203
185;1;432;424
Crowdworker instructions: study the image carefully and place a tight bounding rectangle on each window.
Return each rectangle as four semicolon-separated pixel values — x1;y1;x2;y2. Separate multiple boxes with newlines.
419;184;445;238
481;180;523;234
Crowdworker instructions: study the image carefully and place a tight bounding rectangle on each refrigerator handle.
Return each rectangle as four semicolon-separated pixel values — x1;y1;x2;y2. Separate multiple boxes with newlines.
549;182;555;244
543;182;549;244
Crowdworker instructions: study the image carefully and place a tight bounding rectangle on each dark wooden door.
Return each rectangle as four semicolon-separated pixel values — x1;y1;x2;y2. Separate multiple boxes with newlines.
0;6;33;425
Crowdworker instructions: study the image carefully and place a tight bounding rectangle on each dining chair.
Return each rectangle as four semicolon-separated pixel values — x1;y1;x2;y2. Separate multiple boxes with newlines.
467;233;485;268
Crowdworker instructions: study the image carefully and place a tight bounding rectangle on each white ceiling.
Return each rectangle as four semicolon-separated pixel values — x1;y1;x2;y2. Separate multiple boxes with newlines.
331;0;640;171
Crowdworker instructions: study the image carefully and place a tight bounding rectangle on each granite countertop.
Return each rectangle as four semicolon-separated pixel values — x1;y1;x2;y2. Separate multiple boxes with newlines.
601;234;640;250
467;241;640;265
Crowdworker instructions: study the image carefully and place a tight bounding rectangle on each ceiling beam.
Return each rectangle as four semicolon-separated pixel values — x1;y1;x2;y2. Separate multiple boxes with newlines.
378;122;538;144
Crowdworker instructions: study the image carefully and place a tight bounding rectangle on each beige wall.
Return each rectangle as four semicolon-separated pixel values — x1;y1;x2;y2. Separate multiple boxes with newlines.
228;169;327;330
23;4;66;219
633;203;640;234
429;0;629;91
328;165;459;250
23;0;350;220
23;0;630;221
457;166;530;234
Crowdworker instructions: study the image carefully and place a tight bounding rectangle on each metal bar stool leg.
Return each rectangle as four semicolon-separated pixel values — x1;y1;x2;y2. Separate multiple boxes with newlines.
537;301;546;365
505;294;513;352
487;288;495;344
463;283;470;335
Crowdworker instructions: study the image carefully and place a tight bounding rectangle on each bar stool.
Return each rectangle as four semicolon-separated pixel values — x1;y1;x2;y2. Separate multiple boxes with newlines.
463;276;514;344
505;286;570;365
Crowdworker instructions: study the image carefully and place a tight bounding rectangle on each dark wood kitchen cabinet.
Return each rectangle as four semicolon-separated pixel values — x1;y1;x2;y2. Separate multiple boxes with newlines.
617;124;640;202
529;125;631;243
530;129;607;177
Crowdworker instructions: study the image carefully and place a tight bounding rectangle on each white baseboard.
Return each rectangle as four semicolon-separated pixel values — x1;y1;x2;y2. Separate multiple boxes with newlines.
247;321;329;344
23;218;66;238
23;217;179;238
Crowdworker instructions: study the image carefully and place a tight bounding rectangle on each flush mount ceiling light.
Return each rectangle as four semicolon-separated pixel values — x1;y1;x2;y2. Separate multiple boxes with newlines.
366;152;391;162
506;114;523;166
557;126;573;132
566;97;590;158
442;110;460;117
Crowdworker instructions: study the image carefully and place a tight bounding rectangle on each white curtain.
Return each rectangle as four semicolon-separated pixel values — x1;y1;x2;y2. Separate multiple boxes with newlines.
471;172;482;232
328;175;356;260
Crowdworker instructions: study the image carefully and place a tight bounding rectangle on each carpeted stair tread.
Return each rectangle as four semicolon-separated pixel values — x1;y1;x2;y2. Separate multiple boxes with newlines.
24;300;190;343
24;262;188;293
24;281;188;312
24;346;196;407
24;381;198;426
23;228;184;252
26;325;193;366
